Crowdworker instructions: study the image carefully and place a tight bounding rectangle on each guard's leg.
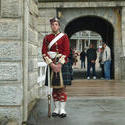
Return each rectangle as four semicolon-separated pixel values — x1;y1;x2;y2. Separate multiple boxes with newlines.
52;89;60;117
58;88;67;118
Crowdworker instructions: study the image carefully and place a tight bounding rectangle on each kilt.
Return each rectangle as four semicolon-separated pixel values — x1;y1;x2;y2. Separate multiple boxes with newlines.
62;62;72;85
45;62;72;88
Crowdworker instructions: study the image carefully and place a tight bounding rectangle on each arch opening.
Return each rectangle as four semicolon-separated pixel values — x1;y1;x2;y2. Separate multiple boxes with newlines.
64;16;114;79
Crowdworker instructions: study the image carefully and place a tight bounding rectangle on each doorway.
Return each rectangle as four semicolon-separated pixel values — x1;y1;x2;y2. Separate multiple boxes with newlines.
64;16;114;79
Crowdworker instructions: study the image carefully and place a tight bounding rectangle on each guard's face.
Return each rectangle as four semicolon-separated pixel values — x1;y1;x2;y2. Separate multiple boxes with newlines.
51;21;60;33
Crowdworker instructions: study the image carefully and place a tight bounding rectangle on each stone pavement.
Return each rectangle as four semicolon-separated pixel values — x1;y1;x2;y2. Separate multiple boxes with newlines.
27;97;125;125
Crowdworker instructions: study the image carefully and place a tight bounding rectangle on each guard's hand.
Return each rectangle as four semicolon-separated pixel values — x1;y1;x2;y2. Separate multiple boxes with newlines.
50;63;62;73
55;63;62;72
50;63;57;72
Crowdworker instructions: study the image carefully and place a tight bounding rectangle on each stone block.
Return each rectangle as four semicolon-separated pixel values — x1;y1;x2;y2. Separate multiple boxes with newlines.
37;24;51;32
0;117;8;125
0;19;21;40
7;120;18;125
0;107;22;121
38;47;43;62
29;0;38;16
28;84;39;104
37;17;49;25
38;86;48;99
0;85;22;105
29;14;38;30
29;14;34;28
28;58;38;72
122;16;125;24
28;43;38;56
0;41;21;61
120;56;125;80
28;28;38;46
34;0;38;4
28;72;38;89
38;33;44;47
1;0;22;17
28;99;37;115
0;63;21;81
39;9;56;17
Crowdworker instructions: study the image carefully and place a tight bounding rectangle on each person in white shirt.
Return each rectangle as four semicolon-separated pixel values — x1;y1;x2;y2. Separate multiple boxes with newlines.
102;42;111;80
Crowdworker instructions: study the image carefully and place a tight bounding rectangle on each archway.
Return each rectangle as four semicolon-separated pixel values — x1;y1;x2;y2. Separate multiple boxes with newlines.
64;16;114;79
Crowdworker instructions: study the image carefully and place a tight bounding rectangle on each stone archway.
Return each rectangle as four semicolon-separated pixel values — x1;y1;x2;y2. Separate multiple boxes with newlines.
64;16;114;79
58;7;122;80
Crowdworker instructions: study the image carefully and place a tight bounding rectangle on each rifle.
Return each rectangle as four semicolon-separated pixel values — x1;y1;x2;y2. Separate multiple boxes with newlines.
44;34;51;117
47;66;51;117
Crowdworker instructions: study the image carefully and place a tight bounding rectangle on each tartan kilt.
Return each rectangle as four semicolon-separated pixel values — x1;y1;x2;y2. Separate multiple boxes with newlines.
62;62;72;85
45;62;72;88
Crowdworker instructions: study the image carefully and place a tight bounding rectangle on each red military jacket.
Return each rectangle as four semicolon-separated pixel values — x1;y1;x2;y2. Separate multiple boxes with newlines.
42;32;70;64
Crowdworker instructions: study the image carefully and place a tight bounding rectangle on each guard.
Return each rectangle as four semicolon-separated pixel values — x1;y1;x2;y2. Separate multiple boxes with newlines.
42;17;72;118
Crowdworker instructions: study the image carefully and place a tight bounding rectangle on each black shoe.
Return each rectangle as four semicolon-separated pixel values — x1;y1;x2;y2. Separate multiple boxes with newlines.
52;112;59;117
59;113;67;118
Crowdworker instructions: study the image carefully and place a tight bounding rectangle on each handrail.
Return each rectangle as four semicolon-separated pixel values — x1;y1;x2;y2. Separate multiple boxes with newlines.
37;62;47;86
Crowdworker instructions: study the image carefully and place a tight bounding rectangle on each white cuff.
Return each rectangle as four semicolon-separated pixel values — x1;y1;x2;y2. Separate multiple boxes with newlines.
44;56;53;64
58;55;66;64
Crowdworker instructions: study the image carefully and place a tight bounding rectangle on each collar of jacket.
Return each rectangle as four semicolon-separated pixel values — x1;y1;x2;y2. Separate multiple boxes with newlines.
52;31;60;36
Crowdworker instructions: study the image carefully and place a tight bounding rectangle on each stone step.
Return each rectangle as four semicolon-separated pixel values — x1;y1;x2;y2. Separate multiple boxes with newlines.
67;80;125;97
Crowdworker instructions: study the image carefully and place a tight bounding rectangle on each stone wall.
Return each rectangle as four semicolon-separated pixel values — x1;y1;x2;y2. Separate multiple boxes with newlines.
0;0;40;124
0;0;23;124
120;57;125;80
28;0;40;111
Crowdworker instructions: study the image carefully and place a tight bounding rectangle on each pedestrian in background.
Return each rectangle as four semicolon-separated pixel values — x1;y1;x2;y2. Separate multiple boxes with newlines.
102;42;111;80
68;48;74;80
99;46;104;79
73;48;79;66
86;44;97;80
80;49;86;69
